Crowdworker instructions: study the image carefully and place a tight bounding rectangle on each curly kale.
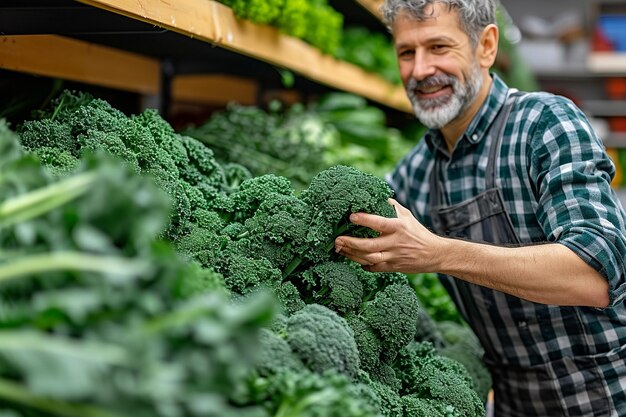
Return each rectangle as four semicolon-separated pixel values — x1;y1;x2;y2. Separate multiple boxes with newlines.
223;162;253;193
300;165;395;262
369;362;401;392
269;281;306;315
221;252;283;295
300;260;365;314
436;321;492;403
182;102;329;191
171;261;227;299
31;146;80;176
394;342;485;417
363;377;404;417
252;369;380;417
16;90;235;240
439;343;492;404
179;135;226;189
402;395;462;417
414;307;446;349
231;174;294;222
240;192;311;269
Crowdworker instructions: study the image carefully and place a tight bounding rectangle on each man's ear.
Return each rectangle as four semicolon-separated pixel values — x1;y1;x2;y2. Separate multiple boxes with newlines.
477;23;499;68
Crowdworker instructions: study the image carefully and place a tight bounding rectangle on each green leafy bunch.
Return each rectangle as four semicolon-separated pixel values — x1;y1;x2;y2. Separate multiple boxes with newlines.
0;124;278;417
18;91;245;241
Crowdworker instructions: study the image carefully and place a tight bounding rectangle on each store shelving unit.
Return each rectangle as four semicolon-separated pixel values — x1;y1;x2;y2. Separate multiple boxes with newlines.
0;0;411;113
355;0;384;20
0;34;160;95
501;0;626;151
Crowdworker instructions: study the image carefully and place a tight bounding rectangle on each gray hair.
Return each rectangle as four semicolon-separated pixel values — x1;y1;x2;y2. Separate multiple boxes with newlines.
381;0;498;47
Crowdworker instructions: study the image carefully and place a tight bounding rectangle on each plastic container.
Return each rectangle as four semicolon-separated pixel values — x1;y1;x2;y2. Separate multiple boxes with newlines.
605;78;626;100
598;15;626;52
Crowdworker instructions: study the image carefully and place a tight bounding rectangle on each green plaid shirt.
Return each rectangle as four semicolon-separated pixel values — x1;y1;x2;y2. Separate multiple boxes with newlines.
388;74;626;415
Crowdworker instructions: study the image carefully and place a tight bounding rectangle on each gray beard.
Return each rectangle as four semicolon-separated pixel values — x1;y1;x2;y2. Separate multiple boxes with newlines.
406;65;483;129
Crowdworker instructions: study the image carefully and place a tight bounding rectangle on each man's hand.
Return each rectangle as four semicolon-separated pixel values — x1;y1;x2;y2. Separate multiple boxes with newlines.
335;199;609;307
334;199;443;273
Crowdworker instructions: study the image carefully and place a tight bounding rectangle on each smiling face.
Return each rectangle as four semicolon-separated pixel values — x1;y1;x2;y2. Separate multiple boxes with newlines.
393;4;492;131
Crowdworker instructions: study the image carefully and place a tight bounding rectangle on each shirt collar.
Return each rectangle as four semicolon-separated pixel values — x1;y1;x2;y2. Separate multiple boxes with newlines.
424;73;510;155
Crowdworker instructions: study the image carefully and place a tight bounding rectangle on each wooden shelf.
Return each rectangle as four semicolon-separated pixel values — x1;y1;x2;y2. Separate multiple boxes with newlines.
588;52;626;73
0;35;160;95
173;75;258;105
355;0;384;21
75;0;411;112
604;132;626;148
0;35;262;107
584;100;626;117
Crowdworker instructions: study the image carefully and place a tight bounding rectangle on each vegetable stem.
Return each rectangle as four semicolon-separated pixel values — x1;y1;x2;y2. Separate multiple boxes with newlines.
0;172;96;228
0;252;152;283
0;377;126;417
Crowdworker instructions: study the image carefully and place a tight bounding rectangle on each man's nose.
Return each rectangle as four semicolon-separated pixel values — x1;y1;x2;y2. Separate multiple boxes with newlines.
411;51;436;81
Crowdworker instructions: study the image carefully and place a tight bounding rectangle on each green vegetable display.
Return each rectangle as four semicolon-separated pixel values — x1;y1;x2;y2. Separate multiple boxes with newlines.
336;27;401;85
0;122;277;417
217;0;343;55
181;103;332;191
9;90;488;416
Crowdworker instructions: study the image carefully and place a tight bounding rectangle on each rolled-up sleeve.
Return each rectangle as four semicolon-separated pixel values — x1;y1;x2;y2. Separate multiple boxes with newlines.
530;101;626;306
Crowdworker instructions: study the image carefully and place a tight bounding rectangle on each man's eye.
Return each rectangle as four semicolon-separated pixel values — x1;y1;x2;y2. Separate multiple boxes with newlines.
399;50;414;57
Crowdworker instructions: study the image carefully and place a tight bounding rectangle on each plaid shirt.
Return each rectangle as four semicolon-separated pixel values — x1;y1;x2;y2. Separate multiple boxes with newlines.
388;74;626;415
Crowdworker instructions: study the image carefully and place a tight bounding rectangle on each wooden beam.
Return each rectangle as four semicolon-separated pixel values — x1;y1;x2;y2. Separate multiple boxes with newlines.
355;0;384;21
173;75;258;105
76;0;411;112
0;35;160;94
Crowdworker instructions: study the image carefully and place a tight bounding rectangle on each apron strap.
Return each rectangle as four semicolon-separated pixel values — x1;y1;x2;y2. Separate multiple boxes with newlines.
485;90;519;190
429;89;520;210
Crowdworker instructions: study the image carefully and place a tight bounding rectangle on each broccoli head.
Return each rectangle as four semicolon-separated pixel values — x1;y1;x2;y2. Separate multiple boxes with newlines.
362;283;419;361
286;304;360;377
367;380;404;417
345;314;382;372
256;328;304;377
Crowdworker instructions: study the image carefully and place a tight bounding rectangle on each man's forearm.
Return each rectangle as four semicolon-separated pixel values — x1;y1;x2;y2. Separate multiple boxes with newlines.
435;238;610;308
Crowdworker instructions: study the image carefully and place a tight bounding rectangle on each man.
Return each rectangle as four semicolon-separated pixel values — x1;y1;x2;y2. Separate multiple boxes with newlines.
334;0;626;416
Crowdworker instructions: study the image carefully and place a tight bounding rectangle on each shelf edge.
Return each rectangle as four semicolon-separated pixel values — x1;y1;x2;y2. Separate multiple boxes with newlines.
76;0;411;112
0;34;160;94
355;0;385;21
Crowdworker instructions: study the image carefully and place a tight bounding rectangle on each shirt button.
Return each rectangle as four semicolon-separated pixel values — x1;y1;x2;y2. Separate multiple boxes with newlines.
471;134;478;141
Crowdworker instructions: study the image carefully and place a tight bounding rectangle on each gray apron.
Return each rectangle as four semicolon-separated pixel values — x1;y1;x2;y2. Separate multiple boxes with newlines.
428;92;612;417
